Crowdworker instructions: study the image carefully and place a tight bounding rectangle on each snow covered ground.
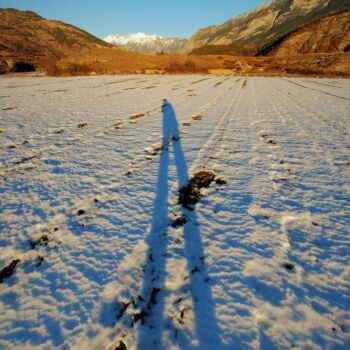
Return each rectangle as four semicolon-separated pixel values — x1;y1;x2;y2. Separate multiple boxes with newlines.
0;75;349;350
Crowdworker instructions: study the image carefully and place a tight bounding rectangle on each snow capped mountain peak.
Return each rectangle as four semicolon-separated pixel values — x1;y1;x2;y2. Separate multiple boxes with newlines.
131;32;159;41
103;32;187;53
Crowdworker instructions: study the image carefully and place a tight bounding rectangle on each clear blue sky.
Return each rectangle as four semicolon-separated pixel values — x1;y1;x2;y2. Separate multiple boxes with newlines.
0;0;267;39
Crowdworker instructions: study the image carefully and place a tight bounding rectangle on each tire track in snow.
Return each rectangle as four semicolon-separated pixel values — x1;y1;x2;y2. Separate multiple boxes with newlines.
270;80;349;169
302;79;346;90
283;78;350;102
1;78;188;153
0;77;240;277
240;78;350;345
0;77;228;178
250;78;346;339
74;80;246;350
253;78;349;259
274;85;350;138
1;77;349;350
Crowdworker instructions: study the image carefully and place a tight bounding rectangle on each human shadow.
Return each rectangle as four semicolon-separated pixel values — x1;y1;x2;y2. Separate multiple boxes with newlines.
136;100;222;349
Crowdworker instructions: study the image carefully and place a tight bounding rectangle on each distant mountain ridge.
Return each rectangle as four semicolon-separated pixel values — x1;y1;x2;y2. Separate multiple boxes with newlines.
181;0;350;55
0;8;110;73
104;32;187;53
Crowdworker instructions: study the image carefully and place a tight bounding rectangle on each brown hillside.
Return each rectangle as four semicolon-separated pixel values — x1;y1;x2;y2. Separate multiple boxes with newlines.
271;11;350;56
181;0;350;56
1;7;349;78
0;8;110;73
48;48;230;75
47;47;350;78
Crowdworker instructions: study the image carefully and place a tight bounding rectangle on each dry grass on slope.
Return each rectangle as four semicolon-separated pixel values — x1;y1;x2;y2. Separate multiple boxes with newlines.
47;48;350;78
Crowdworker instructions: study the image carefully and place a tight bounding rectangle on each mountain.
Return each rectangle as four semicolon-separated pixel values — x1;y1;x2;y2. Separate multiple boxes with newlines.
180;0;350;56
0;8;110;73
104;32;187;54
270;10;350;56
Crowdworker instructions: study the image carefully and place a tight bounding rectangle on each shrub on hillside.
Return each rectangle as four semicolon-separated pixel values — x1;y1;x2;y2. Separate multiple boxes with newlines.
165;60;208;73
62;63;91;75
46;63;92;76
51;29;76;47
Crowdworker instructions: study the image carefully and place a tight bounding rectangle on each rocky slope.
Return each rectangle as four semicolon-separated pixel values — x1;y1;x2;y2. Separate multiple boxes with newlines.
180;0;350;55
270;10;350;56
104;32;187;54
0;8;111;73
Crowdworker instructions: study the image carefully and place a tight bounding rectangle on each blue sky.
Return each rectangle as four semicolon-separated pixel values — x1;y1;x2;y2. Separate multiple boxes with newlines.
0;0;267;39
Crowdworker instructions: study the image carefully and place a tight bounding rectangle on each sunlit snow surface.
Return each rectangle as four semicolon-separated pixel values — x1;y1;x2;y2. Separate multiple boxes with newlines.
0;75;349;350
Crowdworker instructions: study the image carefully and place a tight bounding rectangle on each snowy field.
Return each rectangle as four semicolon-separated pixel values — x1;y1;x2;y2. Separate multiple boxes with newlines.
0;75;349;350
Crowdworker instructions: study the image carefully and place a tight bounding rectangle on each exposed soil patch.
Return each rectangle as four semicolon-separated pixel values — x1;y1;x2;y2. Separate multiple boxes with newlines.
114;122;124;129
53;129;65;134
180;307;190;319
104;79;136;86
191;78;209;85
46;89;68;94
191;266;201;274
215;176;227;185
15;154;37;164
133;310;148;325
37;256;45;267
153;146;164;154
191;115;203;121
113;340;127;350
132;287;163;326
283;262;295;271
116;302;130;320
150;287;161;305
0;259;21;283
77;122;88;128
129;112;147;121
30;235;49;249
171;216;187;228
145;146;164;156
179;170;216;210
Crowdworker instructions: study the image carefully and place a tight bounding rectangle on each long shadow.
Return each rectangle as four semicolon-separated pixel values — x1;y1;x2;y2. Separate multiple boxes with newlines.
136;100;222;349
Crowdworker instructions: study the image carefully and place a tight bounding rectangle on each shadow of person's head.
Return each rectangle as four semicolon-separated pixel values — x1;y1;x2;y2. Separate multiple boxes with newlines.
162;99;179;139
